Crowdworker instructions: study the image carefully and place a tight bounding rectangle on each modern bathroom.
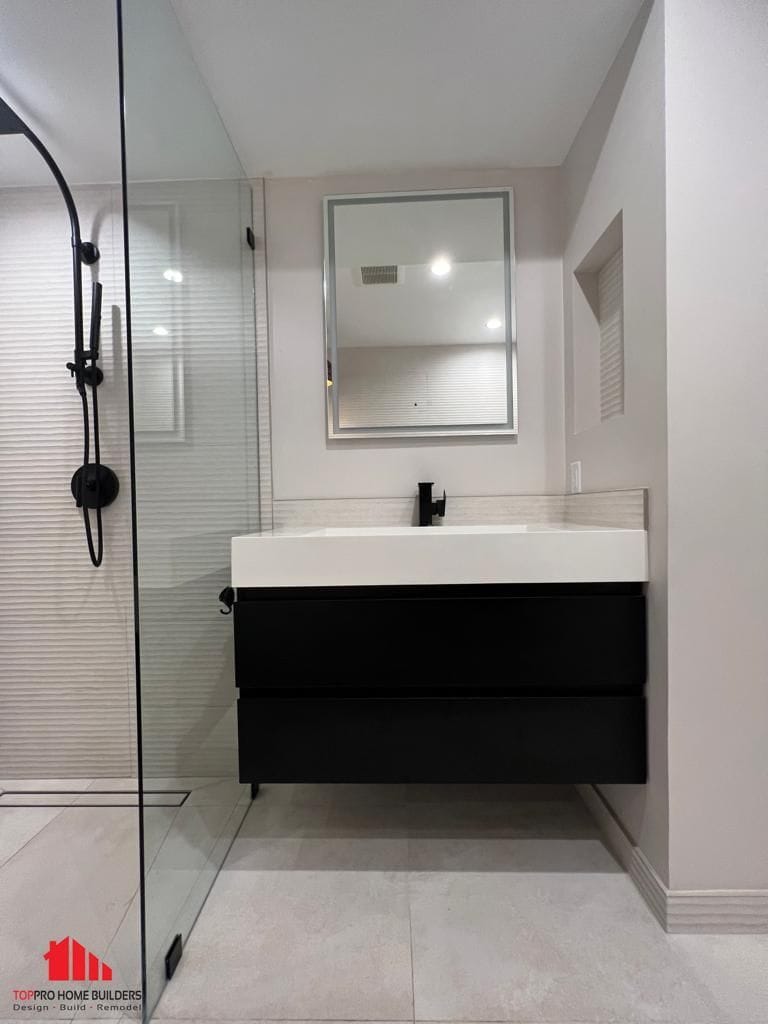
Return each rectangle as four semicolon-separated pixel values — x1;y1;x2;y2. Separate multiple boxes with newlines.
0;1;766;1022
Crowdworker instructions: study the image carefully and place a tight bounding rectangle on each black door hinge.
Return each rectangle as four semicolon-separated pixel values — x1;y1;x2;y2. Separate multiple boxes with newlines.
165;933;183;980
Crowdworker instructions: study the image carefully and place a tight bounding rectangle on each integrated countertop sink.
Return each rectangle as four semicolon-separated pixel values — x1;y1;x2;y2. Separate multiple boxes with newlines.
231;523;648;587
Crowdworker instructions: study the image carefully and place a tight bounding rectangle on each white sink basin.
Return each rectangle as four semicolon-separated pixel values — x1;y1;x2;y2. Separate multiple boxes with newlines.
231;523;648;587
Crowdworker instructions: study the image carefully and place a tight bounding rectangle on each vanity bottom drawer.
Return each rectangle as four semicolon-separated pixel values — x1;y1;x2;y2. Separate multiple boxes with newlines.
237;695;646;784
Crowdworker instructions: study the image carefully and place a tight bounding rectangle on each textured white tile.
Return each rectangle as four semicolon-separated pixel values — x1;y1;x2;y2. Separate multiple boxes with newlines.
272;494;567;531
0;186;135;780
565;487;647;528
0;778;95;791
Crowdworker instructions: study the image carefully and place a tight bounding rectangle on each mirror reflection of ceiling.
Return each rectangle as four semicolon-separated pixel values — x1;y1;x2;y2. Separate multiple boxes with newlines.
333;197;506;348
0;0;644;186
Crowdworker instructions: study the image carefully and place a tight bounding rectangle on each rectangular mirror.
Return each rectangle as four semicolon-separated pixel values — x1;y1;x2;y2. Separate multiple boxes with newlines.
323;188;517;439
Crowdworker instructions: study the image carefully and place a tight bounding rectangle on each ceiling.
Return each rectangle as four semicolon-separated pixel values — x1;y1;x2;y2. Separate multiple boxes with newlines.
0;0;644;187
170;0;645;176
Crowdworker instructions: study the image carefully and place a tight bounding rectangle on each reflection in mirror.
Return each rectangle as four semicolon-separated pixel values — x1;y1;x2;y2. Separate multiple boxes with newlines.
324;189;516;438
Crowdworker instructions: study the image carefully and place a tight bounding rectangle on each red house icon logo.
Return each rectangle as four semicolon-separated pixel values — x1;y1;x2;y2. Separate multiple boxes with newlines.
44;937;113;982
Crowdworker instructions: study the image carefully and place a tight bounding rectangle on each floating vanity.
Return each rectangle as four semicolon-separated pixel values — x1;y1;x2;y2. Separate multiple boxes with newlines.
230;524;649;785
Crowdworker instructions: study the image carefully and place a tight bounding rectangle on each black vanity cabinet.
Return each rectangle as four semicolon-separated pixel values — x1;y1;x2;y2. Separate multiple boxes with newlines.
233;583;646;783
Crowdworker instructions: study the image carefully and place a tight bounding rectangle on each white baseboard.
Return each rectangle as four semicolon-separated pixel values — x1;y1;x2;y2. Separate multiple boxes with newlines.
577;784;768;933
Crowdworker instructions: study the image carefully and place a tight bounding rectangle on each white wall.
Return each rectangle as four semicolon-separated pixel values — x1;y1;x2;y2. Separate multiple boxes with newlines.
266;169;564;499
561;1;669;881
664;0;768;890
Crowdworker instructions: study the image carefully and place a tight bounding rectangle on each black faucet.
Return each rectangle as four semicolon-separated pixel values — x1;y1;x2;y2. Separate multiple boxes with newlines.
418;482;447;527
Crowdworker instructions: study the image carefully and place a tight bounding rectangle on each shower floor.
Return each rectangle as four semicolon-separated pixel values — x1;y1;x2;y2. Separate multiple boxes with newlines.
0;776;248;1021
155;782;768;1024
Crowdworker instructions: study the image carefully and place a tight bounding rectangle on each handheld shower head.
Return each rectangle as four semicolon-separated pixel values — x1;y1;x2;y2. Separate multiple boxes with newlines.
0;94;118;566
0;96;27;135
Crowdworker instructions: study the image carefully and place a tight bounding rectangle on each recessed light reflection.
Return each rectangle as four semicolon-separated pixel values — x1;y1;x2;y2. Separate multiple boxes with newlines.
163;268;183;283
430;256;451;277
152;325;169;336
485;317;503;330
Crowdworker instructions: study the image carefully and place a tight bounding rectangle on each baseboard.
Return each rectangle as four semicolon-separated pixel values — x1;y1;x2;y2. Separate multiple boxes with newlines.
577;784;768;933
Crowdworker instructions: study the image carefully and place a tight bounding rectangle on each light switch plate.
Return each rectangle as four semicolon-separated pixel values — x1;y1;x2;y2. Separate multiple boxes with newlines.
569;461;582;494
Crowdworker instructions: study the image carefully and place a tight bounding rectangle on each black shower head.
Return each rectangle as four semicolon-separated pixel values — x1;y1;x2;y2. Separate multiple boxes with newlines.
0;96;28;135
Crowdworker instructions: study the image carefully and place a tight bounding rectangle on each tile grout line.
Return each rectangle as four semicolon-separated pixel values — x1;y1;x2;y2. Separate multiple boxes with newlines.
0;803;70;871
406;845;417;1024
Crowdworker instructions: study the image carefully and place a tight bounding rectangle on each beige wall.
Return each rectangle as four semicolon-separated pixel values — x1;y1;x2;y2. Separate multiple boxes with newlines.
266;168;564;500
665;0;768;890
561;1;669;881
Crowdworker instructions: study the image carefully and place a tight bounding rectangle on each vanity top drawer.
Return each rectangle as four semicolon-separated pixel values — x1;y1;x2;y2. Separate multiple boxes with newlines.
233;583;645;692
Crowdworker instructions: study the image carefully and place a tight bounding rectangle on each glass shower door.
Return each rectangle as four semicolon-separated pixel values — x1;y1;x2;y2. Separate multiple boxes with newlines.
117;0;258;1015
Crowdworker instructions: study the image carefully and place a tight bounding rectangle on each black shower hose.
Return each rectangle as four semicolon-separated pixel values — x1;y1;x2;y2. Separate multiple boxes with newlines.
78;354;104;568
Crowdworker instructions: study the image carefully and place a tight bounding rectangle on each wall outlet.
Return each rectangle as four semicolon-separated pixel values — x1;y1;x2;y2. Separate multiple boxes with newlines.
569;460;582;494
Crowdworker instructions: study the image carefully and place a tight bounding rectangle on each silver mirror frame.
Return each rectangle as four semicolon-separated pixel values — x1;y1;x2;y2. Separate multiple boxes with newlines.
323;187;518;440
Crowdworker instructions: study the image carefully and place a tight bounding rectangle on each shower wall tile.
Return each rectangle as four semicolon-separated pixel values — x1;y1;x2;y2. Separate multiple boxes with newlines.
252;179;274;531
0;179;264;780
272;494;567;530
0;185;136;778
565;488;647;528
271;490;647;532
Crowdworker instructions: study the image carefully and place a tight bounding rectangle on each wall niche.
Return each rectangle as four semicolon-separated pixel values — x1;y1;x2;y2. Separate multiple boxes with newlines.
572;211;624;434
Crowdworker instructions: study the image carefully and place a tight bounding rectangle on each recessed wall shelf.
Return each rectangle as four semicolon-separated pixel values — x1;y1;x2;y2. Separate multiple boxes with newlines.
573;211;624;432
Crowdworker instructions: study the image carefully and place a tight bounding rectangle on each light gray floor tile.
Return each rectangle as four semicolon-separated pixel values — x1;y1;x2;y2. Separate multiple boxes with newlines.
222;837;303;870
235;797;332;839
406;796;597;839
0;793;82;806
0;807;64;867
155;870;414;1021
408;836;621;873
409;870;722;1023
673;932;768;1024
151;803;239;872
406;783;577;804
0;806;141;1014
295;837;409;871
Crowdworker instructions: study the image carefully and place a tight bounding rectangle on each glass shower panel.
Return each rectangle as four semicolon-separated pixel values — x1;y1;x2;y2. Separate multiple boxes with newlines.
117;1;258;1015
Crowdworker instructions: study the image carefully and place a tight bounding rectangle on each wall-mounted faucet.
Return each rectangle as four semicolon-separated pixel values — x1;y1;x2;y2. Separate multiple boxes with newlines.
418;481;447;527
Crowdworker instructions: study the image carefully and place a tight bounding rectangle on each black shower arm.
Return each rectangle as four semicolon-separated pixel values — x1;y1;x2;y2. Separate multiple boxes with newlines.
0;96;97;365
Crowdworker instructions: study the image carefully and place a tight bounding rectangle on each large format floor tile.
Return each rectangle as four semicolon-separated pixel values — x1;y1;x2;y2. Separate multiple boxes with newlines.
0;805;142;1017
0;807;65;867
154;784;768;1024
155;869;414;1021
409;870;722;1023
